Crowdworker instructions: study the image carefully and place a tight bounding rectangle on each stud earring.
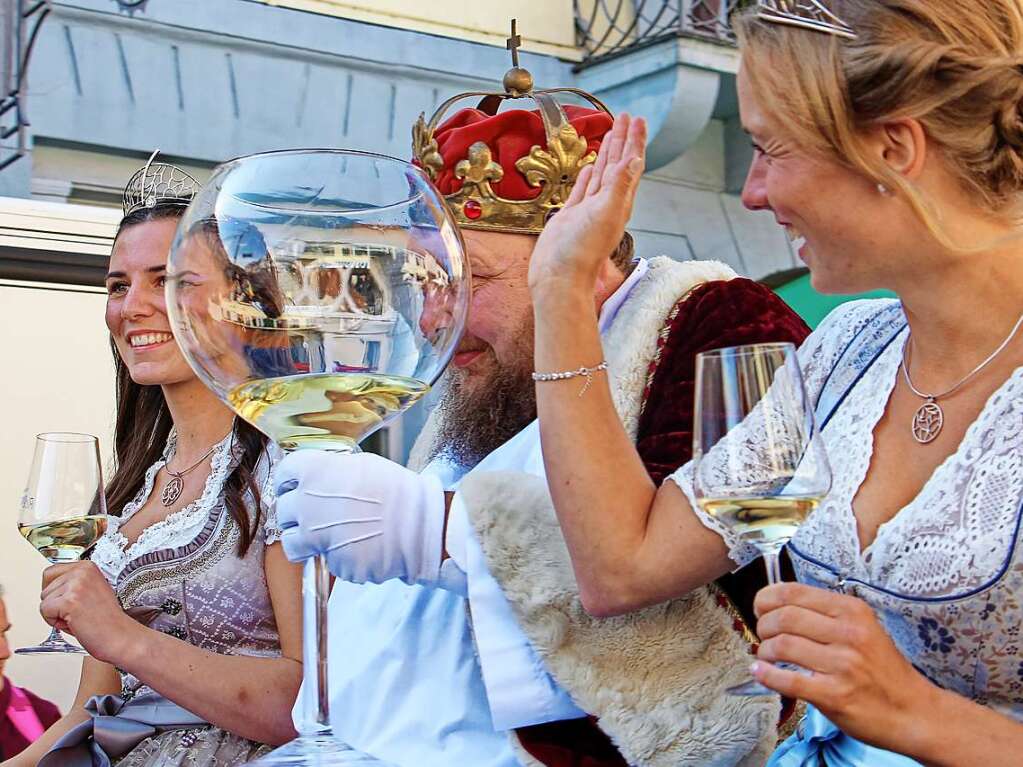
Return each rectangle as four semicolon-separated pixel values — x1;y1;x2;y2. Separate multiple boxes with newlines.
877;183;891;196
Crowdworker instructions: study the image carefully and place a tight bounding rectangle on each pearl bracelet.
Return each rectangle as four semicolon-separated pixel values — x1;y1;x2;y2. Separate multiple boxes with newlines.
532;361;608;397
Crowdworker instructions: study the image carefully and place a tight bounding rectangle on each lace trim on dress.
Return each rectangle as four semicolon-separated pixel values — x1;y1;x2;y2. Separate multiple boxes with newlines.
669;460;761;568
93;429;237;581
796;361;1023;597
787;300;1023;598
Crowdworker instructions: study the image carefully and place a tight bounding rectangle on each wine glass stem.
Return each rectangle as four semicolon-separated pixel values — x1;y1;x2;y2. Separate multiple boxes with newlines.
46;626;66;645
299;554;333;737
763;546;784;585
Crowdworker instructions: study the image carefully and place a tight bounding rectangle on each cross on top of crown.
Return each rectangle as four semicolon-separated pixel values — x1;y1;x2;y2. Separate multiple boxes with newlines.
506;19;522;68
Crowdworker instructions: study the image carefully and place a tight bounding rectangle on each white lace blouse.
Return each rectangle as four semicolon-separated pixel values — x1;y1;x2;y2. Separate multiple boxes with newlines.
671;299;1023;720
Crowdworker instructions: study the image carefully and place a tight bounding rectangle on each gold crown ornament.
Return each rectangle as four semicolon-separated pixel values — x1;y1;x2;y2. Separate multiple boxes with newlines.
411;20;613;234
122;150;201;218
756;0;857;39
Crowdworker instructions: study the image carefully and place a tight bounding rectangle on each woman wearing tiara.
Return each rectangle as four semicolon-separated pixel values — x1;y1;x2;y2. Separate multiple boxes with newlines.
523;0;1023;764
4;156;303;767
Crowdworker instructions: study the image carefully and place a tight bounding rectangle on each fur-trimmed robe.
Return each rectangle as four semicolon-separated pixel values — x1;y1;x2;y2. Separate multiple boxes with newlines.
409;257;811;767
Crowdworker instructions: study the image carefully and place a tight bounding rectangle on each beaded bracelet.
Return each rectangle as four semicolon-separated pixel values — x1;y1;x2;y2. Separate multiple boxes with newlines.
531;361;608;397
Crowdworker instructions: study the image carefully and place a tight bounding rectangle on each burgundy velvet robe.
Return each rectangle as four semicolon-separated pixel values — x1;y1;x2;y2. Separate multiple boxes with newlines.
515;278;811;766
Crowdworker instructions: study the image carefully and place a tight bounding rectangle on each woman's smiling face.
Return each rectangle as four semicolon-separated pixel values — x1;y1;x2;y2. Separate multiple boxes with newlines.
105;217;196;387
737;65;897;295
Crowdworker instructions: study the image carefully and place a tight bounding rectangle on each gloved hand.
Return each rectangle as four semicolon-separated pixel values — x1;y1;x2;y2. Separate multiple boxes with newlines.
275;451;446;586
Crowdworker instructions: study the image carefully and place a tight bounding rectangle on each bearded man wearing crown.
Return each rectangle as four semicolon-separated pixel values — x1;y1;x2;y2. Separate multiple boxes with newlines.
273;43;809;767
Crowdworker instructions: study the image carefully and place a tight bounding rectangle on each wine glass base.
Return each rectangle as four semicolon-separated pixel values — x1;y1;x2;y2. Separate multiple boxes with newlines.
250;736;392;766
15;639;87;655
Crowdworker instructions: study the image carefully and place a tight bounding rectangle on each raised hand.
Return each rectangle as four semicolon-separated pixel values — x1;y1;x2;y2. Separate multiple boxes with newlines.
751;582;938;752
528;113;648;295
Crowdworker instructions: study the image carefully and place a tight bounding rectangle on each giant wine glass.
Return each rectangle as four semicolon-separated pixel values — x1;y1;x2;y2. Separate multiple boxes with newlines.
166;149;469;764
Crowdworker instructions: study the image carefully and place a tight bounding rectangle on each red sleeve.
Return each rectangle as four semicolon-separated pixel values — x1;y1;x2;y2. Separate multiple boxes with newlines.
636;277;811;485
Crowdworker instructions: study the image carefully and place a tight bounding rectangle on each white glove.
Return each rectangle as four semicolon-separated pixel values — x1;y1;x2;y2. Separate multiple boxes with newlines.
275;451;447;587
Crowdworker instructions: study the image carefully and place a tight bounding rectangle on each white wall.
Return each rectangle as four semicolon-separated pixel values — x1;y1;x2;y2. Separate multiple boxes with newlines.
0;281;116;712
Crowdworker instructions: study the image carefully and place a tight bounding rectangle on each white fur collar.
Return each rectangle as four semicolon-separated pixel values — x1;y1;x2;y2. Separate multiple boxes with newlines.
603;257;736;439
459;470;777;766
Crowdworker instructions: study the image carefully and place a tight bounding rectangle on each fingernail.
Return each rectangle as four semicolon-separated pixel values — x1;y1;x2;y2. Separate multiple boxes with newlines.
750;661;762;675
628;158;643;174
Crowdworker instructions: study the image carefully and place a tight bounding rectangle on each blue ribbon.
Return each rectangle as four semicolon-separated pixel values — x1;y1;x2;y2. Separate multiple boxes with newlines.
38;690;207;767
769;706;923;767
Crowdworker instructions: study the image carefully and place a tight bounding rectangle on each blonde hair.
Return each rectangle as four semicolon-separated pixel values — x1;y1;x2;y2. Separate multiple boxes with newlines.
735;0;1023;249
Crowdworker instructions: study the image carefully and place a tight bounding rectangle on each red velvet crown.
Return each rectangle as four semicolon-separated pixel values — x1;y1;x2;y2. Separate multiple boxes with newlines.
412;39;613;234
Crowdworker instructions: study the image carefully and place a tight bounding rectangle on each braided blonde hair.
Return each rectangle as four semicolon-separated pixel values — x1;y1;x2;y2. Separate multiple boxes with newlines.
735;0;1023;249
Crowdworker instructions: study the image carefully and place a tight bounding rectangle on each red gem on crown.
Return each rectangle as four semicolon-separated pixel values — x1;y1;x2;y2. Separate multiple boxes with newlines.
463;199;483;220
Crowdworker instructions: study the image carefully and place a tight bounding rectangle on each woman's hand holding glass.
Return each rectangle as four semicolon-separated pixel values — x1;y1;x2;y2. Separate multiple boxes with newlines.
692;342;831;695
39;561;140;665
16;432;110;655
752;582;940;754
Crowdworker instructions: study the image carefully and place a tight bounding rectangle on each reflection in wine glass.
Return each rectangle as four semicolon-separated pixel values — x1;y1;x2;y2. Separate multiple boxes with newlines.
692;343;831;696
166;149;469;765
16;432;108;655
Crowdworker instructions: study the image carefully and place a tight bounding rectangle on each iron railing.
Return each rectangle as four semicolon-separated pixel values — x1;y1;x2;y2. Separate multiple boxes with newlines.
575;0;750;66
0;0;51;172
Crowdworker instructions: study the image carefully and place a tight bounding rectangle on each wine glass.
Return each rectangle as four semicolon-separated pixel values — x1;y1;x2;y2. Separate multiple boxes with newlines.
165;149;469;765
692;342;831;696
16;432;108;655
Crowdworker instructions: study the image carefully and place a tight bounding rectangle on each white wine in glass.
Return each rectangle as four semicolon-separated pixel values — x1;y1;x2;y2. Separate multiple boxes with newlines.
693;343;831;695
227;372;430;452
16;432;108;655
166;149;468;765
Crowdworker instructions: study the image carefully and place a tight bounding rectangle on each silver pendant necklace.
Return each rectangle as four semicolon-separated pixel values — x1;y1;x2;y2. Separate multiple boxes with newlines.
901;312;1023;444
161;441;221;507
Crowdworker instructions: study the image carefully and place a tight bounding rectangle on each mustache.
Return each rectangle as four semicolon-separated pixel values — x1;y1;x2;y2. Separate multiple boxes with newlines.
455;340;488;355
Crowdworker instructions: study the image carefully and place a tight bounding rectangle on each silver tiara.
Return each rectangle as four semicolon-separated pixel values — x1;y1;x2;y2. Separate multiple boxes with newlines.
122;150;200;218
757;0;857;40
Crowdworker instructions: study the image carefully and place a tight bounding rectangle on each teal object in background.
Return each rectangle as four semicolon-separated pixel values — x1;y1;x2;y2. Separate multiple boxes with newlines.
764;268;897;330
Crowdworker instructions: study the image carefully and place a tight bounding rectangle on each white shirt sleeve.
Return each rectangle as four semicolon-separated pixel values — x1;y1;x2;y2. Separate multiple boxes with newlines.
459;492;586;730
421;457;470;596
438;427;586;730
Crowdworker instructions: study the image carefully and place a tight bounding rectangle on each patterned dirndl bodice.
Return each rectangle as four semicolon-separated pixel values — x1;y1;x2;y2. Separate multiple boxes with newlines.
92;429;283;702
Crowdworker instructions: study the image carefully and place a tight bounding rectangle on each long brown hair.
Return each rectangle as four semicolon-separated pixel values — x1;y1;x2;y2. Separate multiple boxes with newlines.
104;204;268;557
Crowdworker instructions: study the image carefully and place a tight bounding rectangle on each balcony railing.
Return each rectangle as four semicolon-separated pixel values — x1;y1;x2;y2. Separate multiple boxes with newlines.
575;0;749;66
1;0;52;172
